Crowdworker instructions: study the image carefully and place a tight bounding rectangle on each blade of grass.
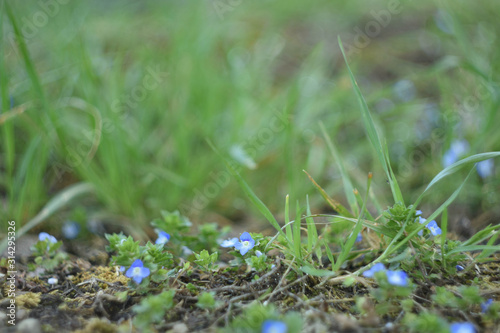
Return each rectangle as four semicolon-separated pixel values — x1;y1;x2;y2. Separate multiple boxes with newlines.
303;170;353;217
294;200;302;261
208;140;287;240
441;208;448;270
337;36;403;204
319;122;358;215
305;196;321;260
285;195;292;244
333;172;372;272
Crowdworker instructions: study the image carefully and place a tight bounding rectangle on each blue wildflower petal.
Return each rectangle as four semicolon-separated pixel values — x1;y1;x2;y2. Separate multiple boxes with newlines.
450;322;476;333
362;263;386;278
255;250;263;257
262;320;288;333
481;299;493;313
355;233;363;243
235;232;255;256
155;231;171;245
125;259;150;284
442;149;457;167
39;232;57;243
426;220;442;236
386;270;408;286
477;159;494;179
456;265;464;272
220;237;239;248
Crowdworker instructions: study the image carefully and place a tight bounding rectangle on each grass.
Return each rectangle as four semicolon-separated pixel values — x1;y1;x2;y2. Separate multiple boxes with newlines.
1;0;500;260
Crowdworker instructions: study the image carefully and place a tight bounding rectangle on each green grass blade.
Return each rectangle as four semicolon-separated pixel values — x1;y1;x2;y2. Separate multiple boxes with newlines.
319;122;358;215
294;200;302;261
208;141;286;240
337;36;403;204
441;208;448;270
424;152;500;192
285;195;293;243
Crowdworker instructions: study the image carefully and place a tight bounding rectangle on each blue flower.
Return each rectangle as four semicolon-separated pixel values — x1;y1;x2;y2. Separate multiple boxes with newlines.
481;299;493;313
262;320;288;333
456;265;464;272
450;322;475;333
362;263;386;278
39;232;57;244
255;250;263;257
386;270;409;286
48;277;58;285
62;221;81;239
442;140;469;167
426;220;442;236
125;259;150;284
477;159;494;179
355;233;363;243
234;232;255;256
220;237;239;248
155;231;171;245
119;266;126;273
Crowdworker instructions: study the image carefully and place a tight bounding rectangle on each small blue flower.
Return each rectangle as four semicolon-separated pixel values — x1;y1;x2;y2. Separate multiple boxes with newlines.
262;320;288;333
62;221;81;239
48;277;58;285
481;299;493;313
355;233;363;243
234;232;255;256
426;220;442;236
386;270;409;287
443;139;469;167
362;263;386;278
39;232;57;244
155;231;171;245
125;259;150;284
255;250;263;257
456;265;464;272
477;159;494;179
450;322;475;333
220;237;239;248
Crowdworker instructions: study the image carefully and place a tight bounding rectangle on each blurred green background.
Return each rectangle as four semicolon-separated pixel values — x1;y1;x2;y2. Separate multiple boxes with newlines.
1;0;499;240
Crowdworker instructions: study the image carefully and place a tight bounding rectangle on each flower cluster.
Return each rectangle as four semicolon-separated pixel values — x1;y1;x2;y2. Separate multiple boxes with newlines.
416;210;441;236
362;263;409;287
220;232;255;255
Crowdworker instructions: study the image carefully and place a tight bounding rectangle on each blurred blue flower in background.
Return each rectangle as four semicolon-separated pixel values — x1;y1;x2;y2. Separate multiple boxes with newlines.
155;231;171;245
476;159;494;179
262;320;288;333
450;322;475;333
362;263;386;278
442;139;469;167
39;232;57;244
62;221;81;239
386;270;409;286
